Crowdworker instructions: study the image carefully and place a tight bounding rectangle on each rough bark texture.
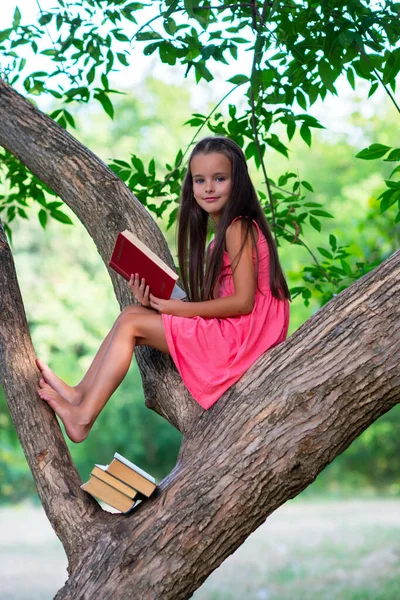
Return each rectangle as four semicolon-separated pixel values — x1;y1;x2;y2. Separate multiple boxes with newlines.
0;77;399;599
0;77;202;434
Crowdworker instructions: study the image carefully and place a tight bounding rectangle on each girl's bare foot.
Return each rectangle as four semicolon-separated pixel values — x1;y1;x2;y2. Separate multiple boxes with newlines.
36;358;82;405
38;382;91;443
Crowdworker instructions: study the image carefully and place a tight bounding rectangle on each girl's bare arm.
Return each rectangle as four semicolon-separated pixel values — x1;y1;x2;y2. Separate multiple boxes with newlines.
150;220;256;318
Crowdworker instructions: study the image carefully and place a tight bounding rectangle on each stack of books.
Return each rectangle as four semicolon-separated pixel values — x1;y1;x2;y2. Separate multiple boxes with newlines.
81;452;157;513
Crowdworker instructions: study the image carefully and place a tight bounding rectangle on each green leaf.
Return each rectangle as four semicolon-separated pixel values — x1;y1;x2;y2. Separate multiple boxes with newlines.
384;148;400;161
227;74;249;85
136;31;162;41
296;89;307;111
101;73;109;90
163;17;177;36
382;47;400;85
164;0;180;18
286;121;295;141
87;65;95;85
368;81;379;98
318;60;336;92
301;180;314;192
117;52;130;66
95;92;114;119
0;29;13;43
50;209;73;225
300;124;311;147
13;7;21;29
113;31;130;42
310;209;334;218
340;259;352;277
63;109;76;128
167;206;178;229
389;165;400;178
184;0;195;17
38;209;47;229
317;247;332;260
266;134;289;158
355;144;391;160
194;62;213;83
309;215;321;232
39;13;52;26
148;158;156;177
346;67;355;90
329;234;337;252
380;189;400;213
144;42;160;56
159;41;177;65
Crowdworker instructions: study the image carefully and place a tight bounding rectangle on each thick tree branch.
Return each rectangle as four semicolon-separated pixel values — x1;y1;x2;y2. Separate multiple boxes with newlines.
54;248;400;599
0;220;108;572
1;76;399;599
0;77;203;434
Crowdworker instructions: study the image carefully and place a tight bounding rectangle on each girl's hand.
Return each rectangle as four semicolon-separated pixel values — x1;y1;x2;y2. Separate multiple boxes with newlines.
129;273;151;307
149;294;185;316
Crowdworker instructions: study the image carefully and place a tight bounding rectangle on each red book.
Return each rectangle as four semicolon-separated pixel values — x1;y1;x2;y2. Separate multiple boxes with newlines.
109;230;185;300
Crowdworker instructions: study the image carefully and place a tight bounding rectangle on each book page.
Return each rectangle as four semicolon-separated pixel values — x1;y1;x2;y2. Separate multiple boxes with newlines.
171;284;188;301
122;230;178;281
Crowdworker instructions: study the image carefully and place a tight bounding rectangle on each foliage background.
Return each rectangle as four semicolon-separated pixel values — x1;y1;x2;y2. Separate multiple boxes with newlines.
0;0;399;503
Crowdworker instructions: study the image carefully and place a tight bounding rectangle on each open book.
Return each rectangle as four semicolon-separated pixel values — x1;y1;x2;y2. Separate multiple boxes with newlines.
109;229;187;301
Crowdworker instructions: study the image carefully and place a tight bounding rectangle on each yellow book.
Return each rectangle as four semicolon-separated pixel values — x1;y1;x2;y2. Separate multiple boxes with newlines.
91;465;138;499
81;475;137;513
105;453;157;498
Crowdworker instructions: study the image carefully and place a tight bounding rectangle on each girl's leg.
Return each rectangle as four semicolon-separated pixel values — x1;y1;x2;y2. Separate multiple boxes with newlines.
36;306;154;404
38;311;169;443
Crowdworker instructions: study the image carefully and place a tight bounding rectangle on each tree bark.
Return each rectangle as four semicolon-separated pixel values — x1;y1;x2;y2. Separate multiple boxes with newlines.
0;77;202;435
0;77;399;598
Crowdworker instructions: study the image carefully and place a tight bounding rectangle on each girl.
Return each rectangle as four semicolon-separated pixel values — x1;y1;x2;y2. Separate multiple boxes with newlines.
37;136;290;442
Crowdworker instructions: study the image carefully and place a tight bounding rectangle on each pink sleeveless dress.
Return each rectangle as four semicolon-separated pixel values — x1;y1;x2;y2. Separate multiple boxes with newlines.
161;219;289;409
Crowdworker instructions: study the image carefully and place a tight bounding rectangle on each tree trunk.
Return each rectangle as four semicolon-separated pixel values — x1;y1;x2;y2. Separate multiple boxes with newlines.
0;77;399;598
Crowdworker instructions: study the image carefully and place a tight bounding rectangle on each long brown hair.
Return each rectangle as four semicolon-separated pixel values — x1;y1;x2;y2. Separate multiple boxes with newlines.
177;136;290;302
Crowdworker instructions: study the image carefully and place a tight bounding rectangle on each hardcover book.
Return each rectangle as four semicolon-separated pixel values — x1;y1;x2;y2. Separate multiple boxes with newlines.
81;475;139;513
105;453;157;498
109;229;186;300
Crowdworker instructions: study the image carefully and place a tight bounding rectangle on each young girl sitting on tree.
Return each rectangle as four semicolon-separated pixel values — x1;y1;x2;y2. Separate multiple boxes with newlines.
37;136;290;441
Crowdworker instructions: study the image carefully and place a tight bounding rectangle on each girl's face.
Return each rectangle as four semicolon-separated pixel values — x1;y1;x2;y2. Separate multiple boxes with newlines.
191;152;232;225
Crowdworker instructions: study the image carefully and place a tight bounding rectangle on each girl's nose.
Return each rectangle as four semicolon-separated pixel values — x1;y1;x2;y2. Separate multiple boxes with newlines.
205;181;214;192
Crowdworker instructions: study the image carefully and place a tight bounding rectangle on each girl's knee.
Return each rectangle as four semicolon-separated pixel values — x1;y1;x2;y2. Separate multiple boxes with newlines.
118;305;145;321
115;311;140;336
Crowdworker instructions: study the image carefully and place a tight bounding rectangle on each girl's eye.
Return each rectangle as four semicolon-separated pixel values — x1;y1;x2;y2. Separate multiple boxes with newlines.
216;177;225;182
194;178;204;184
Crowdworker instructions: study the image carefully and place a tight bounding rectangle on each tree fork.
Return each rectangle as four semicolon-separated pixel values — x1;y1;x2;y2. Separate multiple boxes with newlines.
1;76;399;598
59;249;400;599
0;76;203;433
1;215;399;596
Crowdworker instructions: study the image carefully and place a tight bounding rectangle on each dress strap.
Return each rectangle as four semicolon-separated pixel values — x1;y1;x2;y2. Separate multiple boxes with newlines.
229;216;261;241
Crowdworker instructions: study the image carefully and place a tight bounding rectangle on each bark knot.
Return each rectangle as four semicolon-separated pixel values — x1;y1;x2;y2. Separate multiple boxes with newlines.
36;448;49;470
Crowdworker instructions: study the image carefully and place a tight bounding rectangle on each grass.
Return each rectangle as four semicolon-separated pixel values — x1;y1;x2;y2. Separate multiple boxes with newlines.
1;499;399;599
192;499;400;600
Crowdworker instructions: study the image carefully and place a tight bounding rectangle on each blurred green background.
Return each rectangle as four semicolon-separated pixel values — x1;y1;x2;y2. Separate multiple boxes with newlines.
1;74;399;504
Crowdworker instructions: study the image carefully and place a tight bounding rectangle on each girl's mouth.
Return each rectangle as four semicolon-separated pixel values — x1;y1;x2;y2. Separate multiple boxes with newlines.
204;197;219;202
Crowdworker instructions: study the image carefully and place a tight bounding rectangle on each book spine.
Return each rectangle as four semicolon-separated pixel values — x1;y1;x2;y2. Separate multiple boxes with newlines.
109;259;130;282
